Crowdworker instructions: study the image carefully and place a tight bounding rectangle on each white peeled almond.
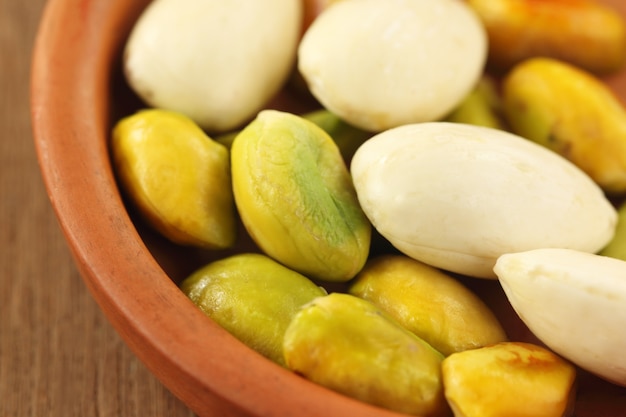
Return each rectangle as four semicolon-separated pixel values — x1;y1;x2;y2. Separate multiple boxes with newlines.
298;0;487;132
124;0;302;133
350;122;617;278
494;248;626;387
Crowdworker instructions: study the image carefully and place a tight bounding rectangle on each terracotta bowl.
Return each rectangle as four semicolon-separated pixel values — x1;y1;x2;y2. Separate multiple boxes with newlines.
31;0;626;416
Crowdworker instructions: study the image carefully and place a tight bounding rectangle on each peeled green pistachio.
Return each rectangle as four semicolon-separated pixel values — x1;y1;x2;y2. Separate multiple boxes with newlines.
349;255;507;356
180;253;326;366
350;122;617;278
231;110;371;282
494;248;626;387
442;342;577;417
298;0;487;132
216;108;372;164
283;292;449;417
111;109;235;249
124;0;302;133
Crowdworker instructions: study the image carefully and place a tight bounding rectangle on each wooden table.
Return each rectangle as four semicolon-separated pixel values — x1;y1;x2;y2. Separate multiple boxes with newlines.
0;1;195;415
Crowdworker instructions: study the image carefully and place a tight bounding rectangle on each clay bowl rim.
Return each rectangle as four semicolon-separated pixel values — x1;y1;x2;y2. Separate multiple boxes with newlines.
29;0;409;416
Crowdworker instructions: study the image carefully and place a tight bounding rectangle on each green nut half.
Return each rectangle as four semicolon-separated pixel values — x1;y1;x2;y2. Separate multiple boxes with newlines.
112;108;235;249
283;292;448;417
180;253;326;366
230;110;371;282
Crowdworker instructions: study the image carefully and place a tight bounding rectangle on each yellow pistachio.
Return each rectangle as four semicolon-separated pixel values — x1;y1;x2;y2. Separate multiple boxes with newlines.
442;342;576;417
349;255;507;356
283;292;449;417
503;57;626;194
467;0;626;74
111;108;235;249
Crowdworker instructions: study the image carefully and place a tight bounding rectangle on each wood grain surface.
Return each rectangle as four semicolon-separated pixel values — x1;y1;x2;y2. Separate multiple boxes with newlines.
0;1;195;415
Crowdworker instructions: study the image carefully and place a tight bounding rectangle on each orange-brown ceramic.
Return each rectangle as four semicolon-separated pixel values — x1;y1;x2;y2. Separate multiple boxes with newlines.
31;0;626;416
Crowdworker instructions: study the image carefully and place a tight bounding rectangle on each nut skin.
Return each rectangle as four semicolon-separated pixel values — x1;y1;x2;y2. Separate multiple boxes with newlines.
349;255;507;356
123;0;302;133
442;342;577;417
503;57;626;194
350;122;617;278
180;253;326;366
467;0;626;74
298;0;487;132
494;248;626;387
231;110;371;282
111;108;236;249
283;292;449;417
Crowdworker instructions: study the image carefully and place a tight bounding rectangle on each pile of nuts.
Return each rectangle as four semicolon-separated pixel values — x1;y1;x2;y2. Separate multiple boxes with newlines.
111;0;626;416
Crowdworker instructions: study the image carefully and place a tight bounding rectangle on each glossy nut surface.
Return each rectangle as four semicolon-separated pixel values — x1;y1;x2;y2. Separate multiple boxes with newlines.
283;292;448;417
112;108;236;249
351;122;617;278
442;342;576;417
231;110;371;282
181;253;326;365
349;255;507;356
503;57;626;194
